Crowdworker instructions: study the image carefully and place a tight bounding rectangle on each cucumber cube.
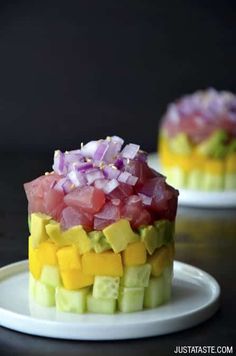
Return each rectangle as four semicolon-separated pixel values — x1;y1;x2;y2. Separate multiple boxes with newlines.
34;280;55;307
118;287;144;313
144;275;165;308
56;286;89;313
93;276;120;299
163;265;173;301
164;166;186;188
29;273;36;298
202;173;224;191
187;170;203;190
87;294;116;314
121;264;151;288
40;265;61;288
144;265;173;308
225;173;236;190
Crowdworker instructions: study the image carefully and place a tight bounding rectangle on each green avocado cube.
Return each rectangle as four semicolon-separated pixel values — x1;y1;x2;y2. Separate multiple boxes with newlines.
139;225;163;255
197;129;228;158
89;231;111;253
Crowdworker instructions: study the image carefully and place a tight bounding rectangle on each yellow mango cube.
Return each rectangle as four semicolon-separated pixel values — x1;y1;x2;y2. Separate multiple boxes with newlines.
226;153;236;173
57;246;81;271
204;158;225;175
28;236;42;279
82;251;123;277
46;222;92;253
148;245;172;277
122;241;146;266
61;269;94;290
103;219;139;253
30;212;51;248
38;240;58;266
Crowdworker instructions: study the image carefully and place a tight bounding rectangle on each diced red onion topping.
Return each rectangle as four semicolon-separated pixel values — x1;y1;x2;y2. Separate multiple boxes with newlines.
103;165;120;180
81;141;100;158
94;142;109;161
53;150;66;175
51;137;157;208
121;143;140;159
86;168;105;185
68;171;87;188
94;178;119;194
138;193;152;206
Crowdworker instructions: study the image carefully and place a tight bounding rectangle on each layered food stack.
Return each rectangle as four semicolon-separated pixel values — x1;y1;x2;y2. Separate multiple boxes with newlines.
159;89;236;190
24;136;178;314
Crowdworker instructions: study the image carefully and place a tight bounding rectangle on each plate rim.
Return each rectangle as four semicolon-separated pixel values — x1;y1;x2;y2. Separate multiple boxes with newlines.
0;259;220;340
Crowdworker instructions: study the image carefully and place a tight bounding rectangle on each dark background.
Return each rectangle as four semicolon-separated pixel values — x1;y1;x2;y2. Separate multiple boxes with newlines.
0;0;236;154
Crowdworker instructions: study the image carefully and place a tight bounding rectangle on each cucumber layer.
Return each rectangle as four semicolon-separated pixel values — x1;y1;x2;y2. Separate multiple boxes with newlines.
56;286;89;313
34;280;55;307
118;287;144;313
121;264;151;288
93;276;120;299
40;265;61;288
87;294;116;314
163;165;235;191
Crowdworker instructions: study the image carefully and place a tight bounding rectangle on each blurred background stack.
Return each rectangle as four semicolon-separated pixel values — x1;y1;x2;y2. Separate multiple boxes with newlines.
0;0;236;353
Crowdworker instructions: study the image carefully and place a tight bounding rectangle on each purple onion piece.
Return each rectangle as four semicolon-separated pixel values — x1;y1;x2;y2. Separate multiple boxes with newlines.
94;142;109;162
118;171;131;183
127;175;138;186
86;168;105;185
138;193;152;206
121;143;140;159
68;170;87;187
111;135;124;146
75;162;93;172
103;165;120;179
103;141;122;163
54;178;74;194
94;178;119;194
81;141;100;158
52;150;66;175
114;158;124;169
103;178;119;194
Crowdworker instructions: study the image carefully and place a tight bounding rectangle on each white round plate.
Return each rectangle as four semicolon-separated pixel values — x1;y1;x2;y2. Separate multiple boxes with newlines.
0;260;220;340
148;152;236;208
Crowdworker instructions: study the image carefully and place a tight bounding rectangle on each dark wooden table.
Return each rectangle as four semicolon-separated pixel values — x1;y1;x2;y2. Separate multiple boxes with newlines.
0;153;235;355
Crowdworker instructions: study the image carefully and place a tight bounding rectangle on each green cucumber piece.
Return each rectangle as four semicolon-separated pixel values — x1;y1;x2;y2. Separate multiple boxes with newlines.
118;287;144;313
56;286;89;313
187;170;203;190
121;264;151;288
163;265;173;301
40;265;61;288
87;294;116;314
34;280;55;307
93;276;120;299
144;265;173;308
164;166;186;188
29;273;36;298
225;173;236;190
144;275;165;308
202;173;224;191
